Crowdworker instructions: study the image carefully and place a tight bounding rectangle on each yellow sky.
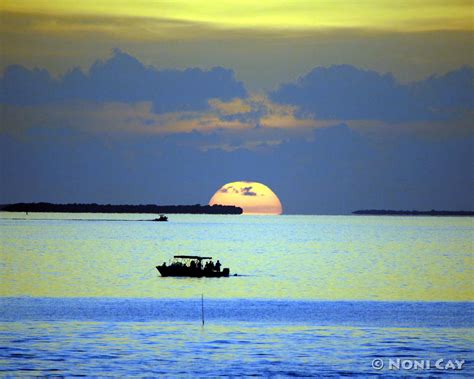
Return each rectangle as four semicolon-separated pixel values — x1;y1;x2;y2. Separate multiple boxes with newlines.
2;0;472;32
1;0;472;88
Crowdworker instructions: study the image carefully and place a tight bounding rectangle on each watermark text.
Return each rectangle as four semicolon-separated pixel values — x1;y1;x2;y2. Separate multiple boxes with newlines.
372;358;465;371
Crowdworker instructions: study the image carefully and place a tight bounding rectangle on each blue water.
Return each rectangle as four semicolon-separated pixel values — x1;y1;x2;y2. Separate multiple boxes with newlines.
1;298;473;377
1;213;473;376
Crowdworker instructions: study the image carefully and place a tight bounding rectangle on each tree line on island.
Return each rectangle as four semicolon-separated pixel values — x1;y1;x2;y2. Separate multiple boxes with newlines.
1;202;243;215
2;203;472;216
353;209;474;216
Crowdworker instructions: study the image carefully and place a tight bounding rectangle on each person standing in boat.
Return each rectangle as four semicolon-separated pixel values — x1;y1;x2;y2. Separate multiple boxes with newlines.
215;260;221;272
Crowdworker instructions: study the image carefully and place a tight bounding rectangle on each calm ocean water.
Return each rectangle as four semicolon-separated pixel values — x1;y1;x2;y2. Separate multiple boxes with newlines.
1;213;473;376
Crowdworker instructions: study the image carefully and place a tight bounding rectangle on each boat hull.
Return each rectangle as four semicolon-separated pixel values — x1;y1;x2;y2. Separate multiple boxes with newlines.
156;265;230;278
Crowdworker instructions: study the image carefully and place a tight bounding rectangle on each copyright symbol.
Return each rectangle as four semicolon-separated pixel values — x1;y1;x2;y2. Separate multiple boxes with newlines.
372;358;384;370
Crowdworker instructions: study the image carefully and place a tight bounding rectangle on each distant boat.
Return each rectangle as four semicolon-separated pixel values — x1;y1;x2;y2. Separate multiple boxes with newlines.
157;255;230;278
153;215;168;222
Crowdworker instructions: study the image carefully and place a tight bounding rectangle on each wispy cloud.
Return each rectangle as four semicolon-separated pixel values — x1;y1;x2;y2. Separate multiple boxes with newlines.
240;186;257;196
2;1;472;33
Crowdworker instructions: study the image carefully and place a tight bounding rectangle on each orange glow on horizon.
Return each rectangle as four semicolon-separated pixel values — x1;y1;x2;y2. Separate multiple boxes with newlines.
209;181;283;215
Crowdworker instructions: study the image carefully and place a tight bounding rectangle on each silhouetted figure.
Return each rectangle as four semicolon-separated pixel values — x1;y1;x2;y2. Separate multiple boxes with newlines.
215;260;221;272
162;262;167;267
209;261;215;271
197;261;202;270
190;260;196;269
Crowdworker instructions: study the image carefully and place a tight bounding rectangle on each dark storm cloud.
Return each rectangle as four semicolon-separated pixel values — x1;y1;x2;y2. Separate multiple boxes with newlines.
0;49;247;113
270;64;473;122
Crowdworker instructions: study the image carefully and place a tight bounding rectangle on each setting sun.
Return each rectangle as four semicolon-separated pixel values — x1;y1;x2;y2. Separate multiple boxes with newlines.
209;181;283;215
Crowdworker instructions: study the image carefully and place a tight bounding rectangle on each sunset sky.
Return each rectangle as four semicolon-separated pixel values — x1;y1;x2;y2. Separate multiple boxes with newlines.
1;1;473;213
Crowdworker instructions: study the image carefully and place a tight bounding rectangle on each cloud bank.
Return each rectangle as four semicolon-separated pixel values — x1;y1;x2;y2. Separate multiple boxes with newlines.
0;49;247;113
1;51;473;213
271;64;473;122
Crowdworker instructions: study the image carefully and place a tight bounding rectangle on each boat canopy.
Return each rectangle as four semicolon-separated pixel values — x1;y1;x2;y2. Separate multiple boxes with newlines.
173;255;212;260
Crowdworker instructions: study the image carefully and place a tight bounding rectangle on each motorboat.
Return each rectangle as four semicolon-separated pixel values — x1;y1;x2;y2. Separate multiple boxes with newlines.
156;255;230;277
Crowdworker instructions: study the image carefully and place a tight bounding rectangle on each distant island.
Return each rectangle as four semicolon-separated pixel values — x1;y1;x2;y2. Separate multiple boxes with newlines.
353;209;474;216
1;202;243;215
